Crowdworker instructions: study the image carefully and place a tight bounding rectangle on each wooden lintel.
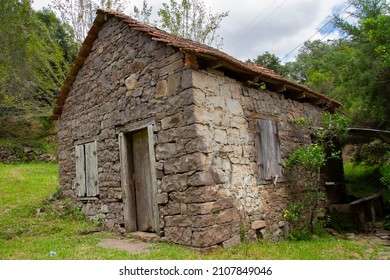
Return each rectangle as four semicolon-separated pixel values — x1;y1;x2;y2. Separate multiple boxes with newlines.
267;83;287;93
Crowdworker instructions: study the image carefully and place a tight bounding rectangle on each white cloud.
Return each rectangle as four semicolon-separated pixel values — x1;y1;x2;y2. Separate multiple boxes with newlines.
32;0;348;62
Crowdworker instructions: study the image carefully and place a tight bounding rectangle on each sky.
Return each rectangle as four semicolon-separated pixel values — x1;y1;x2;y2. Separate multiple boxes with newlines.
31;0;352;62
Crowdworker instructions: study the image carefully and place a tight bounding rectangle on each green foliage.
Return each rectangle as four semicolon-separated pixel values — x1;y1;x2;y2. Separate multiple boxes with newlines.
283;202;304;223
247;51;288;75
0;1;77;125
251;1;389;129
283;113;350;238
344;162;383;198
157;0;229;48
380;152;390;188
50;0;131;44
284;143;326;172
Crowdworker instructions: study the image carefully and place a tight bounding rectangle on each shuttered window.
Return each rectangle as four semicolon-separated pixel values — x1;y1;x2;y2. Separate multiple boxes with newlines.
256;119;283;183
75;141;99;197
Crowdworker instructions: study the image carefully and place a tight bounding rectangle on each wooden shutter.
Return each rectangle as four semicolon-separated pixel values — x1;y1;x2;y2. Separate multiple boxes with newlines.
85;141;99;196
256;119;282;181
75;144;86;196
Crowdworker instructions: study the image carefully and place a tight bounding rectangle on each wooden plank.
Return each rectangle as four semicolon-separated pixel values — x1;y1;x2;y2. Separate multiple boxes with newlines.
75;144;86;197
132;128;154;232
85;141;99;196
118;133;137;232
147;125;160;235
256;119;282;181
349;190;384;205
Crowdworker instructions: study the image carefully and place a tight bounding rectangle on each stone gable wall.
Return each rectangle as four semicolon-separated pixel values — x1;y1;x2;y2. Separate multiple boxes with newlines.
58;17;240;248
58;16;325;248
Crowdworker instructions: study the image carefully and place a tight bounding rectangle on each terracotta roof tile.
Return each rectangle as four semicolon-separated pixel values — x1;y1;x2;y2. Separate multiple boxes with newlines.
51;9;342;120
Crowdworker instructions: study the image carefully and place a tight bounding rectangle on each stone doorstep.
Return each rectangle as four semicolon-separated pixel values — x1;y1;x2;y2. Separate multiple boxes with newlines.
97;238;150;254
128;231;161;243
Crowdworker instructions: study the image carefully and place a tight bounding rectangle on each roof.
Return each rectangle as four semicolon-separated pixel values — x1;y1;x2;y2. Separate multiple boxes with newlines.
50;9;342;120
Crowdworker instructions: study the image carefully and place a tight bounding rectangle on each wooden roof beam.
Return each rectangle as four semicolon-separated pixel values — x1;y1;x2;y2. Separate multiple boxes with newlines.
267;83;287;93
285;91;306;100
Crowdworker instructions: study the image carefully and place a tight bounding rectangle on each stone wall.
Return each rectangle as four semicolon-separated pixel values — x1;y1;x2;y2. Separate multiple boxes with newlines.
0;145;55;163
185;70;324;242
58;16;325;248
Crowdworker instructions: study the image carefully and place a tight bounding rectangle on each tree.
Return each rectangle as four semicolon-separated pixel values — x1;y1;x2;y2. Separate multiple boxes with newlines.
247;51;287;75
50;0;132;44
0;0;38;113
275;0;389;129
32;8;78;107
0;1;77;117
331;0;389;128
157;0;229;48
132;0;152;24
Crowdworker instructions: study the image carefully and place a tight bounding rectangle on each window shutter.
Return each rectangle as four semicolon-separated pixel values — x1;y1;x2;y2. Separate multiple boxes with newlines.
85;141;99;196
256;119;282;181
75;144;86;196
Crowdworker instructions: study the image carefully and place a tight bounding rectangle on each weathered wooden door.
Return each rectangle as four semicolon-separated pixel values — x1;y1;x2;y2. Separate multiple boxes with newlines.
131;128;154;232
119;128;156;233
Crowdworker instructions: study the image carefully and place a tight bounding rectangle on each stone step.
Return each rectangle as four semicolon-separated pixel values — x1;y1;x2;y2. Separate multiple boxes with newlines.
128;231;160;243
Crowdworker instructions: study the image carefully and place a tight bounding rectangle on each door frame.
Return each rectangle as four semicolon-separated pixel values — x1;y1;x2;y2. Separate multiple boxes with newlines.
118;121;159;234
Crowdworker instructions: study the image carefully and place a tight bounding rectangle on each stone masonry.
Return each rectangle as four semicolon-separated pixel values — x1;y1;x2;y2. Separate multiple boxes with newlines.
57;13;328;248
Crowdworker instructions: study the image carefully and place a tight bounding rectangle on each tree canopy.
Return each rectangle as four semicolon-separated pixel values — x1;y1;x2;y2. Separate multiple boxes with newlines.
249;0;390;130
157;0;229;48
0;0;77;116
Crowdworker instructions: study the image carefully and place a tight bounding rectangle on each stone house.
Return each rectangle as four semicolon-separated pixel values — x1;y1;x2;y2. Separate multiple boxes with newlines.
51;10;342;248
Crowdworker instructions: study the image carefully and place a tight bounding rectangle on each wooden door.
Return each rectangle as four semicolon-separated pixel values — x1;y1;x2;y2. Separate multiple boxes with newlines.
131;128;155;232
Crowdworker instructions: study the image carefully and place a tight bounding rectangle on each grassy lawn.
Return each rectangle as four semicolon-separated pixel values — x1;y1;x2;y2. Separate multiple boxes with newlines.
0;163;384;260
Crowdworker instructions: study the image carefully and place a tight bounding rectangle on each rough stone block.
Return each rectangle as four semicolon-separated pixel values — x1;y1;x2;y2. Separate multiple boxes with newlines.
167;73;181;94
188;171;215;186
157;193;168;205
164;153;206;174
183;186;218;203
216;208;239;224
155;80;168;99
159;59;184;77
161;174;188;192
251;220;266;230
160;202;181;216
192;224;231;247
187;202;215;215
165;215;192;227
124;74;137;91
161;114;183;130
165;227;191;246
192;214;215;228
222;235;241;248
155;142;183;160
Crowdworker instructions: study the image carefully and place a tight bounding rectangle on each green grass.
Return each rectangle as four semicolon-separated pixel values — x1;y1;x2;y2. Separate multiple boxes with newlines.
344;162;384;198
0;163;386;260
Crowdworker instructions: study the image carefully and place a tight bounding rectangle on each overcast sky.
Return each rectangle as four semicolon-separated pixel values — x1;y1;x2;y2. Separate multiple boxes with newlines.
31;0;351;62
